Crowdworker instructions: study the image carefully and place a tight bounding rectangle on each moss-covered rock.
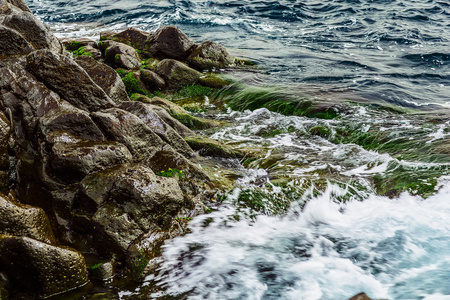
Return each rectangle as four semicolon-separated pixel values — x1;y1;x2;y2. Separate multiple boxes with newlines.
140;69;165;91
103;40;141;70
155;59;202;90
185;136;247;159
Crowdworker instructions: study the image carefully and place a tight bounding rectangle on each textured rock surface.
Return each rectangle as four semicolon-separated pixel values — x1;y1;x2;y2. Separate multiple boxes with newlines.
0;193;56;244
0;235;90;298
75;55;129;104
110;27;150;51
26;49;116;111
0;24;33;56
103;40;141;70
144;25;196;60
187;41;234;70
349;293;372;300
140;69;165;91
155;59;202;89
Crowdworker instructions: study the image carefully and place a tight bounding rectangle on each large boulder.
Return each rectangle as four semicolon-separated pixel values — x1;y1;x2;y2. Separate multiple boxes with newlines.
0;193;56;244
50;140;133;182
140;69;165;91
26;49;116;111
61;37;97;51
0;235;90;298
0;24;33;56
144;25;196;61
75;55;129;104
155;59;202;90
2;10;64;54
91;108;169;162
101;40;141;70
3;0;31;12
119;101;194;157
187;41;234;71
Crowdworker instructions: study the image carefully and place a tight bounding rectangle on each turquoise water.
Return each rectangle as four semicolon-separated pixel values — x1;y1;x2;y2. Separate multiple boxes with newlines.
24;0;450;299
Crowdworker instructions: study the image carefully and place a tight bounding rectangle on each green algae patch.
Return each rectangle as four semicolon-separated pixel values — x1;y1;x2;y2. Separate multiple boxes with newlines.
172;84;217;101
155;168;184;178
66;41;82;51
198;74;231;89
309;125;332;138
214;83;339;119
185;136;248;158
121;72;147;97
71;46;94;58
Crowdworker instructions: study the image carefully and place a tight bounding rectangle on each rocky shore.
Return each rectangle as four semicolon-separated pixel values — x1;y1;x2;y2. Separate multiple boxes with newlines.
0;0;383;299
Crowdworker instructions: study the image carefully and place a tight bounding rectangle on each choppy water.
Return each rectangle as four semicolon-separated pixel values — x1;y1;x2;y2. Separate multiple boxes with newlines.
24;0;450;299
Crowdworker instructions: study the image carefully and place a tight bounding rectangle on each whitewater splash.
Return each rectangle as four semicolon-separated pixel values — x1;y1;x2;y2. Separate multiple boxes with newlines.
151;178;450;300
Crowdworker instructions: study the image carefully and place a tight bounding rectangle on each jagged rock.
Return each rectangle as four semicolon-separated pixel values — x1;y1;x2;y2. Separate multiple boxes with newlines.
110;27;150;51
119;101;194;157
187;41;234;71
130;95;195;137
80;164;184;258
75;55;129;104
349;293;371;300
91;108;169;163
140;69;165;91
61;37;97;51
50;140;133;182
102;40;141;70
0;235;90;298
26;49;116;111
0;24;33;56
0;192;56;244
155;59;202;90
144;25;196;60
2;10;64;54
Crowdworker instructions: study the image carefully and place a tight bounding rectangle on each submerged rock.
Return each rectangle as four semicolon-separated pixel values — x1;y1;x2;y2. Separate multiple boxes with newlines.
0;235;90;298
144;25;196;60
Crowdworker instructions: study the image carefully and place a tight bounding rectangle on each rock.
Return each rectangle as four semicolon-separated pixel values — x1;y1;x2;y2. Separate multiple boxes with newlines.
61;37;97;51
0;192;56;244
26;49;116;111
91;108;169;163
0;112;10;193
198;74;230;88
187;41;234;71
4;0;31;12
85;164;184;257
110;27;150;51
140;69;165;91
0;272;9;300
75;55;129;104
103;40;141;70
155;59;202;90
144;25;196;60
88;259;116;282
2;10;65;54
130;95;196;137
0;24;33;56
119;101;194;157
73;45;102;60
50;140;133;182
0;235;90;298
99;30;116;41
349;293;372;300
185;136;247;158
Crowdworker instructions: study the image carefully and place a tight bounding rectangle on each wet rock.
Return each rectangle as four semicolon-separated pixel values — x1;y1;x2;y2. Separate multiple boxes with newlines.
0;272;9;300
155;59;202;90
26;49;116;111
91;108;169;163
140;69;165;91
4;0;31;12
102;40;141;70
88;259;116;282
0;192;56;244
0;112;10;193
110;27;150;51
75;55;129;104
2;10;64;54
0;235;90;298
185;136;247;159
74;45;102;60
187;41;234;71
0;24;33;56
119;101;194;157
144;25;196;60
61;37;97;51
99;30;116;42
50;140;133;182
349;293;372;300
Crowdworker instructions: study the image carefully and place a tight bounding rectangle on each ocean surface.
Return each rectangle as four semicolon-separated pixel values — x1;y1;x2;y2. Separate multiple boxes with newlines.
25;0;450;299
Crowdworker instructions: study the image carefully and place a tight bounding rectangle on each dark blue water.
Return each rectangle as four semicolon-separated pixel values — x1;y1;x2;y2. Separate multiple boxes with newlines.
27;0;450;108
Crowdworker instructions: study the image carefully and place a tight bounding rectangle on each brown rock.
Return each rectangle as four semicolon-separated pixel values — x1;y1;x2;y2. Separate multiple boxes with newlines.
140;69;165;91
0;24;33;56
349;292;372;300
103;40;141;70
155;59;202;90
111;27;150;51
144;25;196;60
187;41;234;71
